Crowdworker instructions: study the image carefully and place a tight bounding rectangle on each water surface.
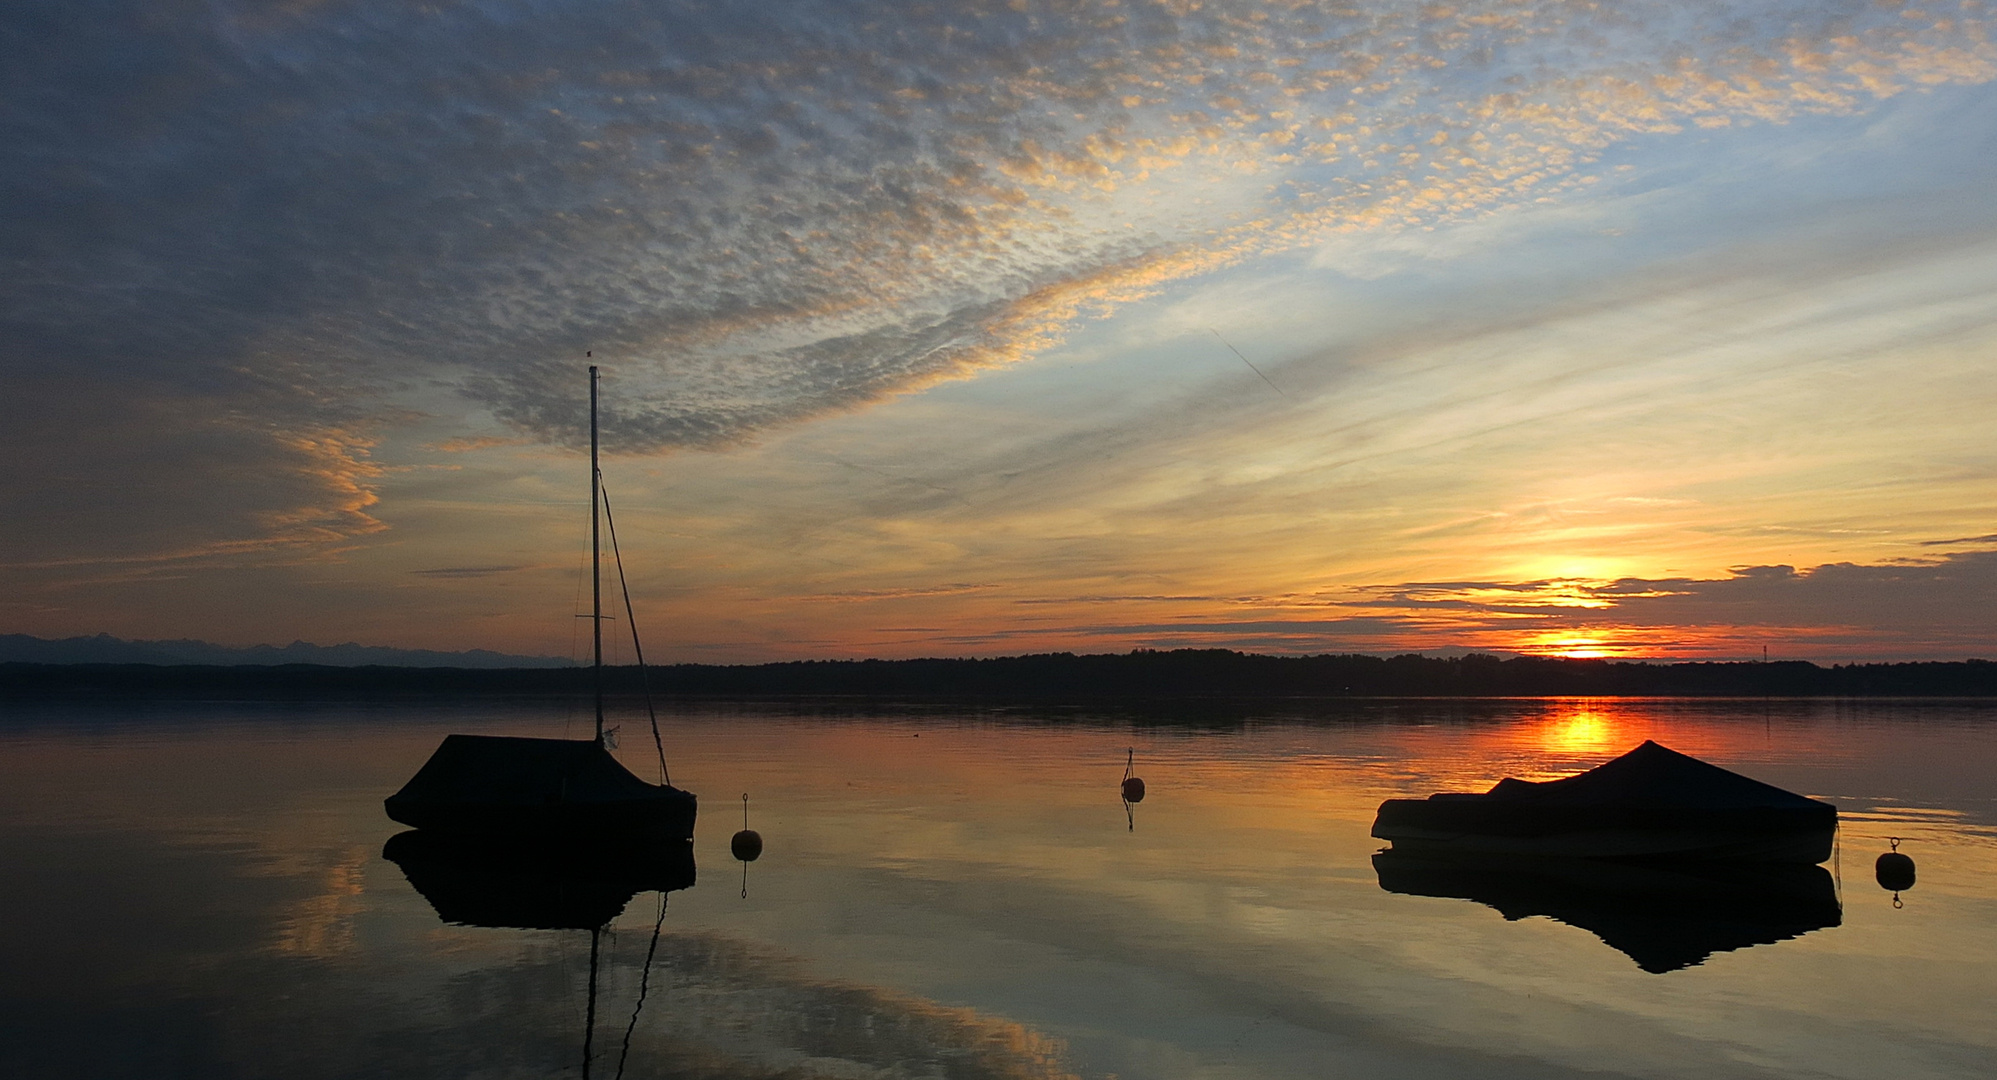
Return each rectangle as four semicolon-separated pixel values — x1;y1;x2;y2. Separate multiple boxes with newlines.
2;697;1992;1078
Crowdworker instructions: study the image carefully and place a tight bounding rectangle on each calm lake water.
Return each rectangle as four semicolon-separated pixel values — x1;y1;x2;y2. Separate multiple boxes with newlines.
1;697;1993;1079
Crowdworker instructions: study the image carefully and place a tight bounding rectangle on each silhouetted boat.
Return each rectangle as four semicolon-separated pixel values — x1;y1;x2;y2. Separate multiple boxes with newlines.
385;734;696;840
1373;849;1842;972
1372;740;1836;862
385;365;697;842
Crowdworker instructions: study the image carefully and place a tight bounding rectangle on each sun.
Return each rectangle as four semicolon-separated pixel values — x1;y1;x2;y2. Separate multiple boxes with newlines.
1538;634;1614;659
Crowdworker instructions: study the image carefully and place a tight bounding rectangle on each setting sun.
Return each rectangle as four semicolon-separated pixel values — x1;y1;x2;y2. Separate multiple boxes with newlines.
1550;638;1612;659
1517;631;1625;659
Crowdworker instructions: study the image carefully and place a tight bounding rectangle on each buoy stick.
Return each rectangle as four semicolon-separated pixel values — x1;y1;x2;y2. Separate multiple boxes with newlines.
731;792;764;867
1875;835;1917;907
1120;747;1146;805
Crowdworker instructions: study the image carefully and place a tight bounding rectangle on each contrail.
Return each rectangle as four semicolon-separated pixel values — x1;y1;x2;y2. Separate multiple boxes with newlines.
1211;329;1285;398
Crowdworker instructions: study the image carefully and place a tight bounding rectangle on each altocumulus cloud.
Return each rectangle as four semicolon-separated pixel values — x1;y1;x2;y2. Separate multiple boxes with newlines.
4;0;1993;564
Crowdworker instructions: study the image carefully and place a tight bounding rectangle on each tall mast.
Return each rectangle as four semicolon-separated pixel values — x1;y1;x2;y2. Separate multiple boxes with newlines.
590;364;604;745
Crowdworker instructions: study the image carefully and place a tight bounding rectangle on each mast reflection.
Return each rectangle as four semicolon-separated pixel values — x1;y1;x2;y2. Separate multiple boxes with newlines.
1373;850;1841;973
383;832;696;1078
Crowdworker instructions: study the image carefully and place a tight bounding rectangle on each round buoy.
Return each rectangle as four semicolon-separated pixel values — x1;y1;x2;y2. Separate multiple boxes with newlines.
732;793;763;862
1120;747;1145;803
1876;837;1915;894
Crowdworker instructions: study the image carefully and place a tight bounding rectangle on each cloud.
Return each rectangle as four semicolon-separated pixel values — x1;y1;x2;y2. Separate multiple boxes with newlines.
6;0;1996;639
772;551;1997;661
1341;550;1997;658
407;565;525;579
422;436;531;454
8;0;1993;458
797;582;996;603
1920;533;1997;547
0;375;384;569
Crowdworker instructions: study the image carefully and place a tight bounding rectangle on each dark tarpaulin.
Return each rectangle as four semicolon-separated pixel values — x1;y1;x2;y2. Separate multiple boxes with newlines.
387;734;660;807
1371;741;1837;861
384;734;696;839
1463;740;1829;808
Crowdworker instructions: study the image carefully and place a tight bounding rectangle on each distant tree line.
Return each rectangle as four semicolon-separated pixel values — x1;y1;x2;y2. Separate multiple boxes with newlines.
5;649;1997;699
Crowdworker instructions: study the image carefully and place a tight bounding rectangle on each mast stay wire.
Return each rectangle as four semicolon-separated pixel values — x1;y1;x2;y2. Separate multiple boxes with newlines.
599;477;672;787
614;892;670;1080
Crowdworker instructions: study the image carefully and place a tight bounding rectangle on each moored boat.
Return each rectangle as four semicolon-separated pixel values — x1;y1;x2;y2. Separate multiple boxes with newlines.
384;364;696;842
385;733;696;840
1371;740;1836;862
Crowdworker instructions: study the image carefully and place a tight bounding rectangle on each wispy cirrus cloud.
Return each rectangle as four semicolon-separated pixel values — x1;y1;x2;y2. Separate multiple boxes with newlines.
0;376;384;568
797;583;997;603
407;565;527;579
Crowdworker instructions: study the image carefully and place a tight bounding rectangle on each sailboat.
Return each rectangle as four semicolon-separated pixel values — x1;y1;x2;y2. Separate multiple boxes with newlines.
385;365;698;842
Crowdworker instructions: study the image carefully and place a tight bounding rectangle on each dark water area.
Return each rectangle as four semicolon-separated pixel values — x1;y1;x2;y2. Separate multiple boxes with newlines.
1;697;1992;1078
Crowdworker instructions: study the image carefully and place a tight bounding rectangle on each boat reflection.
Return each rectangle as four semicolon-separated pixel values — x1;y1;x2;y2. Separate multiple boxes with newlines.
383;830;695;930
381;830;1079;1079
1373;849;1842;973
384;831;697;1078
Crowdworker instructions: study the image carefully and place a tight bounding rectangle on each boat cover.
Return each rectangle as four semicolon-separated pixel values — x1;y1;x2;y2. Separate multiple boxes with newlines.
386;734;663;808
1450;740;1827;809
1371;740;1836;861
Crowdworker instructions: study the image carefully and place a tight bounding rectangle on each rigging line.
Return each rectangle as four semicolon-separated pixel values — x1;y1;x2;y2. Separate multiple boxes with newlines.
599;478;672;787
582;926;602;1080
1210;328;1286;398
614;893;669;1080
1833;821;1843;908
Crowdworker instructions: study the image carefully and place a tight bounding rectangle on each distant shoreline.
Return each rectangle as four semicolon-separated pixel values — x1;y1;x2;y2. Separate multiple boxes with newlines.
4;650;1995;699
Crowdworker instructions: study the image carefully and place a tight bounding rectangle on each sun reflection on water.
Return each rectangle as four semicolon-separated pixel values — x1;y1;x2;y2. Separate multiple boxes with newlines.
1538;709;1625;755
1478;700;1669;782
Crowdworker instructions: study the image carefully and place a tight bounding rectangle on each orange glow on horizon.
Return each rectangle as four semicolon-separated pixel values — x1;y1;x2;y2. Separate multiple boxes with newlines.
1516;630;1628;659
1503;624;1751;660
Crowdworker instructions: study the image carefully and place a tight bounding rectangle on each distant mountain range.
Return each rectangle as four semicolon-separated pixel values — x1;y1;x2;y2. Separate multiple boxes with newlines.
0;633;573;669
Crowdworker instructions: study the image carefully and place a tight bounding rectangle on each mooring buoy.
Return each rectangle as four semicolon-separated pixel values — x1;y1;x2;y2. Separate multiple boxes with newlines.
1121;747;1145;803
732;793;763;862
1875;837;1915;905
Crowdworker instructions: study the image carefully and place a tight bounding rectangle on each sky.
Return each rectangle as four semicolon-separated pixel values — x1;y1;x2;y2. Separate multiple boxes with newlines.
4;0;1996;663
